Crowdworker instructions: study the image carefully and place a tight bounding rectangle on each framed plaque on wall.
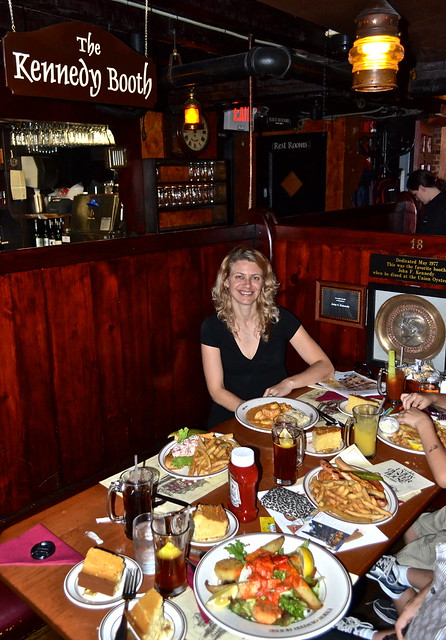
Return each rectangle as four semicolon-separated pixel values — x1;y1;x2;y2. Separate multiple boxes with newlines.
316;281;366;328
366;283;446;370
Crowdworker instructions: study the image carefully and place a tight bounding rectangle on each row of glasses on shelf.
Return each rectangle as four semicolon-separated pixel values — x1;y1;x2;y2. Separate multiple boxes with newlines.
10;121;116;153
157;183;215;208
188;161;216;181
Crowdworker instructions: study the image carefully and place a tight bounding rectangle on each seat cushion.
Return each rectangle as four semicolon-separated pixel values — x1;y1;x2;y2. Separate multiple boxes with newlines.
0;580;44;639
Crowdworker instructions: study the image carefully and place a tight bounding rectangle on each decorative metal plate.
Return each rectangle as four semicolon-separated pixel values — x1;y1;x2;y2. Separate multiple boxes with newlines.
375;294;445;362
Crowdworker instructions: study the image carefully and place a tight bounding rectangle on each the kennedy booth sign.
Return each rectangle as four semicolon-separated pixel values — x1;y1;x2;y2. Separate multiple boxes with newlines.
2;22;157;108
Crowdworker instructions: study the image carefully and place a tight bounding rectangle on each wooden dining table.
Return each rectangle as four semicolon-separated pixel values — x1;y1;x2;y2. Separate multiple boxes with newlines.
0;388;442;640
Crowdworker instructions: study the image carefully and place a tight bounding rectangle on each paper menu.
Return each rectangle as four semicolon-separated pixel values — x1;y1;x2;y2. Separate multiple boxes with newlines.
372;459;435;501
317;371;379;398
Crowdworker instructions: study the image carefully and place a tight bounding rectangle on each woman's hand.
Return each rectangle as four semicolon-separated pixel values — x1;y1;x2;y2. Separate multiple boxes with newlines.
263;378;294;398
397;407;434;432
400;392;432;411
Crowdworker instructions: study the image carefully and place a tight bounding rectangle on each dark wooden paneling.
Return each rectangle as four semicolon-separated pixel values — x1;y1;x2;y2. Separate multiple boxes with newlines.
0;229;259;525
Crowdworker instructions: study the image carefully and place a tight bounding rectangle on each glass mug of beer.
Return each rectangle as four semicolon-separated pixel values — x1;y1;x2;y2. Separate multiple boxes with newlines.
346;404;381;459
106;466;159;539
272;414;304;486
152;510;190;597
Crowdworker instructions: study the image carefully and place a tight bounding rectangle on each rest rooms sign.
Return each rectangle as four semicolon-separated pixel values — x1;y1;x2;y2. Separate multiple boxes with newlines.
3;22;157;108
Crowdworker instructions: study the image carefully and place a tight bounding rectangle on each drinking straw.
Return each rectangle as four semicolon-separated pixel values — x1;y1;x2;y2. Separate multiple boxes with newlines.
133;454;139;485
400;347;404;366
388;349;396;375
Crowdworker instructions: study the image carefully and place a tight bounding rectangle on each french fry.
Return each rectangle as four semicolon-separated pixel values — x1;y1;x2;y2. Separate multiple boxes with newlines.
309;464;391;523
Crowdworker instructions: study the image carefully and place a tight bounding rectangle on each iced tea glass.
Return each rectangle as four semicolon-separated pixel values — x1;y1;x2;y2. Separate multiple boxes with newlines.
106;466;159;539
272;414;304;486
377;365;406;405
152;510;190;597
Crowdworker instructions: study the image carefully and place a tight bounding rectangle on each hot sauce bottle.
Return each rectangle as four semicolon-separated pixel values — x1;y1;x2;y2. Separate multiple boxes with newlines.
228;447;258;522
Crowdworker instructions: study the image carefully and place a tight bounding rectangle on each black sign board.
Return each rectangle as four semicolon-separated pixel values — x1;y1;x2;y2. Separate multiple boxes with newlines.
370;254;446;286
3;22;157;108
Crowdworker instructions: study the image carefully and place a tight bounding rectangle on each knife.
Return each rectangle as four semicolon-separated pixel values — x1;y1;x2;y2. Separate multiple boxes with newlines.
318;410;345;428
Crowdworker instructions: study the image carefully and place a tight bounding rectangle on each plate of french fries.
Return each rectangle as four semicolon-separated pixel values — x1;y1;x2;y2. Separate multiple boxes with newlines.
236;397;319;432
378;419;446;455
158;431;240;479
303;457;398;525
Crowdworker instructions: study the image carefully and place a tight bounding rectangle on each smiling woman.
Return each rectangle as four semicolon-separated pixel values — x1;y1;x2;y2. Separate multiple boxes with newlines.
200;246;334;428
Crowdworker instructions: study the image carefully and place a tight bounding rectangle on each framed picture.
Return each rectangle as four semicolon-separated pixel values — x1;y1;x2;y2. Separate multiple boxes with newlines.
315;281;366;328
366;283;446;370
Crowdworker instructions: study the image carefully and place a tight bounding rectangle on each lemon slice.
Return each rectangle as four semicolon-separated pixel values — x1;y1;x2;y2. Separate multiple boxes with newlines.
279;428;295;448
206;584;238;609
156;540;182;560
407;439;423;451
296;546;315;578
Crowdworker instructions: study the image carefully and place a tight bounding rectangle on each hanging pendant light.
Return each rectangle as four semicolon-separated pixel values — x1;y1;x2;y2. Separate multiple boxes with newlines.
183;87;203;130
348;1;404;92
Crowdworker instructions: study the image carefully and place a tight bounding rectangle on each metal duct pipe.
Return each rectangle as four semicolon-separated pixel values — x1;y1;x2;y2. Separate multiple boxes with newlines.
159;45;352;91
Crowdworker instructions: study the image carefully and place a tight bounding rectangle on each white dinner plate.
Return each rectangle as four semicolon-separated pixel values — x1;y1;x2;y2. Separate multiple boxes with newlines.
98;596;187;640
64;555;143;609
193;532;352;640
190;507;239;547
338;399;384;417
303;466;398;525
377;429;425;455
305;430;346;457
338;400;353;417
235;397;319;433
158;433;238;480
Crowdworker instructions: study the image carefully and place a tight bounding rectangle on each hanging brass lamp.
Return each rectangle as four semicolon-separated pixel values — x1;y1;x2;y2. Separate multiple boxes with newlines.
348;1;404;92
183;87;203;130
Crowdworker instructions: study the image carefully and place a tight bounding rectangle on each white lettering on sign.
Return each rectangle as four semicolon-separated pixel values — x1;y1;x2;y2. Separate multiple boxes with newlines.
9;30;154;102
12;52;102;97
107;62;153;100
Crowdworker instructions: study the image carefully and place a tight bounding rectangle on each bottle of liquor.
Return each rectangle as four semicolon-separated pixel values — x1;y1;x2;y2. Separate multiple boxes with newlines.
54;218;62;245
43;220;50;247
34;219;44;247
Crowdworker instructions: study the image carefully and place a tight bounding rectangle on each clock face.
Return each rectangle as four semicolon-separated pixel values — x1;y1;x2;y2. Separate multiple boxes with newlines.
177;115;210;156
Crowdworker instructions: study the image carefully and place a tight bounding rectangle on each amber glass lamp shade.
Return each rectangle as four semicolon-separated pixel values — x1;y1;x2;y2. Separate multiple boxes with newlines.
183;89;202;130
348;2;404;92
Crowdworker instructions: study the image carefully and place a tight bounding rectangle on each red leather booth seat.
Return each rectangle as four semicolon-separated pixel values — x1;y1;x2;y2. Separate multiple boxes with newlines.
0;580;44;640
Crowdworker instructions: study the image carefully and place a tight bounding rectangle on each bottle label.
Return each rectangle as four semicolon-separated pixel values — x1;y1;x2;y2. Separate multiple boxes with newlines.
229;475;242;508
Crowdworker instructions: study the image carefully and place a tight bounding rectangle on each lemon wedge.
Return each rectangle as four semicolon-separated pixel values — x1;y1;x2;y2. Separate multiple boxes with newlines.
296;546;315;579
279;428;295;448
206;584;238;609
156;541;182;560
407;439;423;451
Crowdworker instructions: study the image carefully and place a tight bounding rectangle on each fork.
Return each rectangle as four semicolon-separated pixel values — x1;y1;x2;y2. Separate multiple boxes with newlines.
115;567;139;640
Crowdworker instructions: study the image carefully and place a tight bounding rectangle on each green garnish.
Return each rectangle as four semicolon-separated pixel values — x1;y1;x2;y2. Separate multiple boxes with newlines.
225;540;247;563
170;455;194;468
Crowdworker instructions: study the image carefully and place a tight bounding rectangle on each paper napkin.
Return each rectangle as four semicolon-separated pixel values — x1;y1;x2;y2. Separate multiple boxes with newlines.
371;460;435;502
0;523;83;565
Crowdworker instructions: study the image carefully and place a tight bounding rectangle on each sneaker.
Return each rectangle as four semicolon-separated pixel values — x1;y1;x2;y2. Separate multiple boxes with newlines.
335;616;375;638
373;598;398;625
366;555;407;599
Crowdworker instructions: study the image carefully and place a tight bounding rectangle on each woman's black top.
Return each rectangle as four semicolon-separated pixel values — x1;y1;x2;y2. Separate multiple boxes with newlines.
200;307;301;428
417;191;446;235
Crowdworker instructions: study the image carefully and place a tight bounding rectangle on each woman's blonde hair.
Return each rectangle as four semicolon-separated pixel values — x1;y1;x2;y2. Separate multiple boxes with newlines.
212;246;280;341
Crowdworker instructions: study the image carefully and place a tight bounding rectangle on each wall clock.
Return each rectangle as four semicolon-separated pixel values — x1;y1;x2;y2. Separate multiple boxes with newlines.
176;115;210;156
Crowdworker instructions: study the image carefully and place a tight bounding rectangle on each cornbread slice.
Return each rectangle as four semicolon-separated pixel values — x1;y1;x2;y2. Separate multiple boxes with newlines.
126;588;171;640
345;394;379;413
312;427;342;452
192;504;229;541
77;547;125;596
